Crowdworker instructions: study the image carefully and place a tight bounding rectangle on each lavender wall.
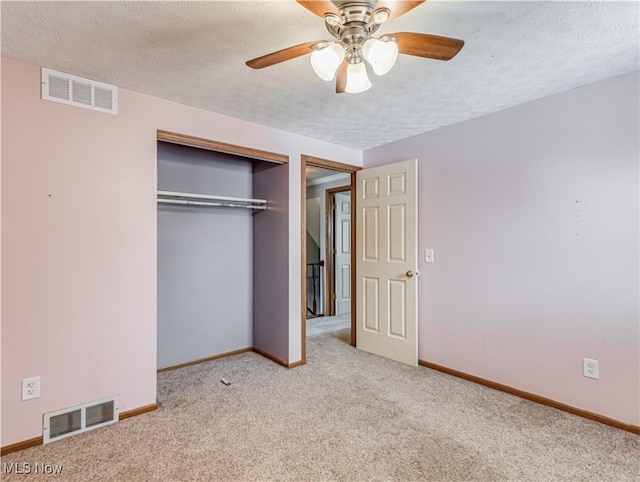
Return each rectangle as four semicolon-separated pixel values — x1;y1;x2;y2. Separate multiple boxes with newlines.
363;71;640;425
0;57;361;446
253;162;290;362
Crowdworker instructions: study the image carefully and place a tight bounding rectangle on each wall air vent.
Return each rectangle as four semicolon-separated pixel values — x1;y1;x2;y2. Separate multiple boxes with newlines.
43;395;119;444
41;68;118;114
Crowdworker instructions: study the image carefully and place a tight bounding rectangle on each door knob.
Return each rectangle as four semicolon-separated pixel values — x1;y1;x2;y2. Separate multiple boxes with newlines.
406;271;414;278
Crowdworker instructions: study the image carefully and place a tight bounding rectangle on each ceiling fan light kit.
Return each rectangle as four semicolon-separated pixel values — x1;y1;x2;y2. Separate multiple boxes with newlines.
311;42;346;81
362;36;398;76
345;61;372;93
246;0;464;94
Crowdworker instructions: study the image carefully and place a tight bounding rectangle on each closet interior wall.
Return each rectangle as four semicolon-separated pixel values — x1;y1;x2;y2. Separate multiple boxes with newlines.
156;142;288;369
253;162;289;363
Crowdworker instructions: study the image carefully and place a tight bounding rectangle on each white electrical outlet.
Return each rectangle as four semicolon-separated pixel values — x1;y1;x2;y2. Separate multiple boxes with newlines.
22;376;40;400
583;358;599;379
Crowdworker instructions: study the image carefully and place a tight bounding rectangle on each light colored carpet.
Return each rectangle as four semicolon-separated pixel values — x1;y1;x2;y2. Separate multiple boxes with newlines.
2;316;639;481
306;313;351;338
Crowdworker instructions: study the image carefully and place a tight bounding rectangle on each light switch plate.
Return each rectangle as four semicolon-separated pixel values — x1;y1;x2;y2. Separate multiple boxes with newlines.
425;249;435;263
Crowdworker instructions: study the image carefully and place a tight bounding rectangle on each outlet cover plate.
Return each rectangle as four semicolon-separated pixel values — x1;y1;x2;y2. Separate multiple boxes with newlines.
583;358;599;379
22;376;40;400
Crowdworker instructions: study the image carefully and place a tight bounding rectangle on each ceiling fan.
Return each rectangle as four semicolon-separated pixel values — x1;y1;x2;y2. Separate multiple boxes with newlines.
246;0;464;94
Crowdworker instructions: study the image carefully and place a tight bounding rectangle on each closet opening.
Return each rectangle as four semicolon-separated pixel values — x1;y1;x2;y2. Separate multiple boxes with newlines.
301;155;360;364
156;131;292;378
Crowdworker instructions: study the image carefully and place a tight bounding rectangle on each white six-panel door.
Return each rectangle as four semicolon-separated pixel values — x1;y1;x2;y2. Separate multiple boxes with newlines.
335;192;352;315
356;159;418;366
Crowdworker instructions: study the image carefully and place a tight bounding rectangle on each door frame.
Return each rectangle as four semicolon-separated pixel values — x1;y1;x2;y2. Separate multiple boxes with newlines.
301;155;360;364
325;185;352;317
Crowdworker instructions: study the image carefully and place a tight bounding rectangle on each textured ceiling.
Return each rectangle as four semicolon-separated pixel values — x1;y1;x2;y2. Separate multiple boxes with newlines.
2;1;638;150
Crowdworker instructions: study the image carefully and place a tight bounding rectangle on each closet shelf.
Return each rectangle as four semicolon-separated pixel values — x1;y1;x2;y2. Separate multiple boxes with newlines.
157;190;267;210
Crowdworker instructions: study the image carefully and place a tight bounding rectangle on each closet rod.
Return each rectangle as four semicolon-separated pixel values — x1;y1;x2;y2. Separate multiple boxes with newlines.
157;198;267;210
157;190;267;210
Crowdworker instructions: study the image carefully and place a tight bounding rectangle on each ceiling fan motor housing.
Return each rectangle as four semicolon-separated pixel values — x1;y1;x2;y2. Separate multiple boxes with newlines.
334;0;378;23
326;1;386;63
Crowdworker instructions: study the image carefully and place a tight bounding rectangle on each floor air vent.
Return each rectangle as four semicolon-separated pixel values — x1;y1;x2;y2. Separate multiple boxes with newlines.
41;68;118;114
43;396;119;444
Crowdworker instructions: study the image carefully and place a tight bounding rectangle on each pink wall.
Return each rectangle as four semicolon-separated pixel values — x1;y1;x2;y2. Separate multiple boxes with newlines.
0;54;3;442
0;57;361;446
364;72;640;425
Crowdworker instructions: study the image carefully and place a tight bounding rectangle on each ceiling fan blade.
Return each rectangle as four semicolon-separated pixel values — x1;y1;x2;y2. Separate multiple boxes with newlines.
297;0;340;17
390;32;464;61
374;1;425;20
246;41;321;69
336;61;347;94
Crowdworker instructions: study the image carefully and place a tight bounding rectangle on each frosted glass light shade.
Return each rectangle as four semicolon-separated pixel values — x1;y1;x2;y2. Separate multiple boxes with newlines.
345;62;372;94
310;43;345;81
363;37;399;76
